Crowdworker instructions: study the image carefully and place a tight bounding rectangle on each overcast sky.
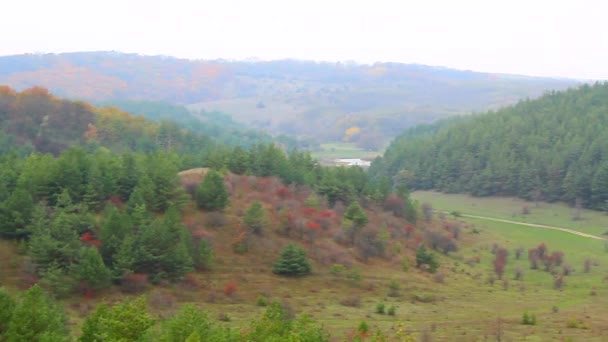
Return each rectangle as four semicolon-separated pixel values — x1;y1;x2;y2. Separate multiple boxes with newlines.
2;0;606;80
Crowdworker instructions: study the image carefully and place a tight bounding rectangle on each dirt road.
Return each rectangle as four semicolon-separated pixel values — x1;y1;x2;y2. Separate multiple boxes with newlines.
453;213;608;241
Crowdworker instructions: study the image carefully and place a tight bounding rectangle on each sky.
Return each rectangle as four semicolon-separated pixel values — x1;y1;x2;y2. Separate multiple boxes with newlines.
2;0;607;80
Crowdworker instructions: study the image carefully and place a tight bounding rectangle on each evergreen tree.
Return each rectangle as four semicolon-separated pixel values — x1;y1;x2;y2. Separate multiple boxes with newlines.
158;304;238;342
195;169;229;211
343;202;368;244
83;161;105;212
71;247;112;291
6;285;68;342
0;187;34;238
116;153;139;201
591;162;608;210
243;201;268;235
99;206;133;265
132;208;192;281
415;245;439;273
78;297;153;342
0;287;15;336
192;238;214;270
228;146;249;175
273;244;312;276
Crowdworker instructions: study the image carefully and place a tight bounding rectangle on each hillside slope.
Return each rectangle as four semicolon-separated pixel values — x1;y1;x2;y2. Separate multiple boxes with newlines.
370;82;608;209
0;52;578;145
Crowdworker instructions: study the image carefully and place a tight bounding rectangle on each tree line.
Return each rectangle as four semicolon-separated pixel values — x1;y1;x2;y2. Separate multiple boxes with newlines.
371;82;608;210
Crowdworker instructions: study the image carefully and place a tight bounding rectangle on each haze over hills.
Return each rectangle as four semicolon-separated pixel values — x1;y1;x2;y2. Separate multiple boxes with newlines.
0;51;579;147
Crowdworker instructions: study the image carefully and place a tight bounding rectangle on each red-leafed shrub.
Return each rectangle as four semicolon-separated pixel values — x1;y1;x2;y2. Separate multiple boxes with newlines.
80;232;102;248
276;186;292;199
303;207;316;217
404;224;415;239
192;229;211;239
108;196;124;206
383;195;405;217
307;221;321;230
121;273;149;293
319;210;333;218
83;288;96;300
180;273;201;291
224;282;237;297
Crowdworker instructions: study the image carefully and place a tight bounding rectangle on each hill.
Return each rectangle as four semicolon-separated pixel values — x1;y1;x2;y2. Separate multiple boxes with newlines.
2;88;608;340
370;82;608;209
0;52;578;146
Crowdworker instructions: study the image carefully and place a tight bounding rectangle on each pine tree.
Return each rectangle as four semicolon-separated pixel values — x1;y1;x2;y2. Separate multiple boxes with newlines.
195;169;229;211
71;247;112;291
116;153;139;201
193;238;214;270
228;146;249;175
6;285;68;342
273;244;312;276
592;162;608;210
79;297;153;342
343;202;368;244
0;287;15;335
100;206;133;265
243;201;268;235
0;187;34;238
415;245;439;273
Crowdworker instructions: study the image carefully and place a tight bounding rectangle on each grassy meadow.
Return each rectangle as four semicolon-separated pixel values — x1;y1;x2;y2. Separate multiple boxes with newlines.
5;186;608;340
311;142;382;160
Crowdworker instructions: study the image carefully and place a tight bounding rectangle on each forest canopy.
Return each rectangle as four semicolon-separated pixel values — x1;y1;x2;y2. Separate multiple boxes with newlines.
370;82;608;210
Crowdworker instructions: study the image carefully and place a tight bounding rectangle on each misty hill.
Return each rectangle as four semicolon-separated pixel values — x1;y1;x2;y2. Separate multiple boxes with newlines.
0;86;281;156
370;82;608;209
0;52;578;146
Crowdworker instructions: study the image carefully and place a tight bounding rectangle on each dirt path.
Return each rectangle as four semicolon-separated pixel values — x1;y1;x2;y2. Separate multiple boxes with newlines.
451;212;608;241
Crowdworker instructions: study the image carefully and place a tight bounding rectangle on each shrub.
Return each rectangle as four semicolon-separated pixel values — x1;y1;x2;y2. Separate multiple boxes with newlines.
388;280;400;297
330;264;346;276
522;312;536;325
273;244;312;276
257;295;268;307
433;272;445;283
224;282;237;297
375;302;385;314
584;258;592;273
218;312;231;322
387;305;397;316
339;295;361;308
416;245;439;273
121;273;149;293
204;212;227;228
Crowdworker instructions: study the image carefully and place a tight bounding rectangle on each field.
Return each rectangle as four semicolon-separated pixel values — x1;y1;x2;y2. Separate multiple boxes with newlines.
413;191;608;237
5;186;608;341
311;142;382;161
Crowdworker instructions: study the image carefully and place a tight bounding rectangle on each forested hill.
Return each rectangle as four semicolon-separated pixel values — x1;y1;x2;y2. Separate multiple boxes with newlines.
370;82;608;209
0;86;287;156
0;52;577;145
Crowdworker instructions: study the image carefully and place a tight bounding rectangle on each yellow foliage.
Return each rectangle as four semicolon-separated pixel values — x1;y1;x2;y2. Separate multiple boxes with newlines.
343;126;361;142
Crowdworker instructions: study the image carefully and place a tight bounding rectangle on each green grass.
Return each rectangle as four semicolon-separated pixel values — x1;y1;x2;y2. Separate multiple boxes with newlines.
413;191;608;236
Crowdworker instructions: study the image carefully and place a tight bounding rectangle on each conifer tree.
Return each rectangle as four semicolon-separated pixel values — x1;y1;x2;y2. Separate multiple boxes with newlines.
243;201;268;235
0;187;34;238
343;202;368;244
6;285;68;342
79;297;153;342
273;244;312;276
195;169;229;211
0;288;15;336
71;247;112;291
